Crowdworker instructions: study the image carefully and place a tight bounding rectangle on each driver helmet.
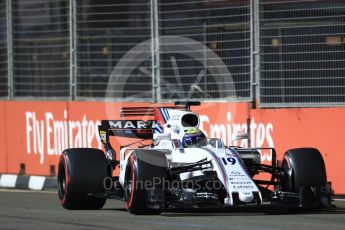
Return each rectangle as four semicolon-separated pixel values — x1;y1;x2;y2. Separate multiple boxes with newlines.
182;128;207;147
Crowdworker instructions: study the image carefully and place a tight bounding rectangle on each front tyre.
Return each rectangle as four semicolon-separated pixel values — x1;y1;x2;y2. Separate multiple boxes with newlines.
58;148;107;210
281;148;327;192
124;150;168;215
280;148;329;208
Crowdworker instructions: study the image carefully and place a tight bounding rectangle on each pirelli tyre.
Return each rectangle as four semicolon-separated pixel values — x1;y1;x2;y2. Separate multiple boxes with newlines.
58;148;107;210
280;148;327;207
124;150;168;215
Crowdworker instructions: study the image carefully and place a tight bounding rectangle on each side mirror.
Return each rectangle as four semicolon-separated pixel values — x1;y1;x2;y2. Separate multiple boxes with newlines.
208;138;225;148
232;133;248;142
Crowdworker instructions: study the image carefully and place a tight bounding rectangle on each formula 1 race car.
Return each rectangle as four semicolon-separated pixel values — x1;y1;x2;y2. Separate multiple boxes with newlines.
58;101;332;214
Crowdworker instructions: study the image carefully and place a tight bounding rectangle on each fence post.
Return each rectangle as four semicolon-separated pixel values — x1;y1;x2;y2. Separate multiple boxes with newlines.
151;0;161;102
6;0;13;100
251;0;261;108
69;0;76;100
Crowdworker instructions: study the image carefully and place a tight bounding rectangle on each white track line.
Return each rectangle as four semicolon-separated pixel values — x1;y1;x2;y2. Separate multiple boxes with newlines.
0;189;56;194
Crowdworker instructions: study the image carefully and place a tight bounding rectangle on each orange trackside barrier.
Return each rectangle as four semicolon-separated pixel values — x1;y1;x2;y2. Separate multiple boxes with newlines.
5;101;68;176
0;101;344;194
0;101;6;173
251;107;345;194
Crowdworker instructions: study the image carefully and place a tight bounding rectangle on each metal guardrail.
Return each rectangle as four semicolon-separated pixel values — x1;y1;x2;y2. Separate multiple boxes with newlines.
75;0;152;100
11;0;70;97
0;0;345;107
258;0;345;106
158;0;251;101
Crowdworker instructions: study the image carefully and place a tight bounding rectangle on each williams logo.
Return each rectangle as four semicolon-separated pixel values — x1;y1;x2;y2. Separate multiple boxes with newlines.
108;120;154;129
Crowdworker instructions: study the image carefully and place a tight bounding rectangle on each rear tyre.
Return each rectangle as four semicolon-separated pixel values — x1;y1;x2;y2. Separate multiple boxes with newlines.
124;150;168;215
58;148;107;210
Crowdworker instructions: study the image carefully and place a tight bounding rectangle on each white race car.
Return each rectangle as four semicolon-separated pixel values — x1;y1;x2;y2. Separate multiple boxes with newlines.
58;101;332;214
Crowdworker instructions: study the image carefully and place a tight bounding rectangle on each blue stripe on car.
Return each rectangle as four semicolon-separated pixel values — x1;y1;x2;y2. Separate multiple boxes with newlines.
156;125;163;133
160;108;168;122
165;109;170;119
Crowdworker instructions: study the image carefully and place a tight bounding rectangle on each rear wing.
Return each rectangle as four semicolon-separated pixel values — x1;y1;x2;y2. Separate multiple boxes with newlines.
99;120;154;142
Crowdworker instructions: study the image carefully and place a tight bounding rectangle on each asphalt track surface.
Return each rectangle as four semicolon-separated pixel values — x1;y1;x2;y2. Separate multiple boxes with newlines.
1;190;345;230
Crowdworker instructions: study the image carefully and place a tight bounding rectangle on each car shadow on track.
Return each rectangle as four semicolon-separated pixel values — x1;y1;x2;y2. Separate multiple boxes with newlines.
103;208;128;212
159;205;345;217
102;205;345;217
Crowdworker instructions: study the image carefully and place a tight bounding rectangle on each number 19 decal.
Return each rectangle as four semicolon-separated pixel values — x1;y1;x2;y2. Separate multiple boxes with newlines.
221;157;236;166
